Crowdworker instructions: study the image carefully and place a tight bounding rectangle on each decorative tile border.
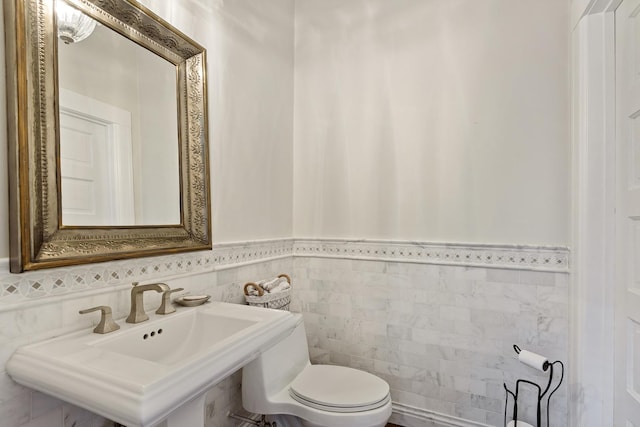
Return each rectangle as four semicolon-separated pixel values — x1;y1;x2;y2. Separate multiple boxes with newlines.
294;239;569;272
0;238;569;305
212;239;293;266
0;239;294;305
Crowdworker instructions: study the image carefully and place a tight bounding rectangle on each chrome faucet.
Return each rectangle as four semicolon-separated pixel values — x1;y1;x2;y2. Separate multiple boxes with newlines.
126;282;170;324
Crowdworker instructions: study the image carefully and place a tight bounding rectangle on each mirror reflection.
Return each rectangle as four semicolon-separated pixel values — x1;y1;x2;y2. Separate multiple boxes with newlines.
57;1;181;226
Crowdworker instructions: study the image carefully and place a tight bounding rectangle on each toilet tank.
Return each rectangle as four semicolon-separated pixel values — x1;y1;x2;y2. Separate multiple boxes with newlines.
242;315;310;413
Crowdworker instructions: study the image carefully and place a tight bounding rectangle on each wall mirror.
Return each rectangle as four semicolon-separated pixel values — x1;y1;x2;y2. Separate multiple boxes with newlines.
4;0;212;272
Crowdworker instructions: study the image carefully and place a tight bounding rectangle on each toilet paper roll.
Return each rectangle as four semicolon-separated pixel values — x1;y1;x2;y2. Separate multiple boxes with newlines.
518;349;549;372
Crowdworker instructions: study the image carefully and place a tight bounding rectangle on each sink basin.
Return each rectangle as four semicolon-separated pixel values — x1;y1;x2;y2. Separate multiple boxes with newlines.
7;302;299;427
96;309;258;365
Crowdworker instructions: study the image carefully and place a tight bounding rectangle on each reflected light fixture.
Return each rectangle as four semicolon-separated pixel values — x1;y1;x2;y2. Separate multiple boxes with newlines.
56;0;96;44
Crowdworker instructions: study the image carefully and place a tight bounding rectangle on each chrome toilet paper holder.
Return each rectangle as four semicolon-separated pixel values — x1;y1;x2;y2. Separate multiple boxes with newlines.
503;345;564;427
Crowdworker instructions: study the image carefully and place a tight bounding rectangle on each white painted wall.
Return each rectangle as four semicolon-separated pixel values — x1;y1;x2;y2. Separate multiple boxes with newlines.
0;0;570;253
0;0;294;256
146;0;296;242
293;0;571;246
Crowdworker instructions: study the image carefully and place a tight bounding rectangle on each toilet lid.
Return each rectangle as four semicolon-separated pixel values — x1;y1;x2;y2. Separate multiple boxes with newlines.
289;365;390;413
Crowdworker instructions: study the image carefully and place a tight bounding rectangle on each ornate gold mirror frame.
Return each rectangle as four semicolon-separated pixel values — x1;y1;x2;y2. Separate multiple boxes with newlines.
4;0;212;272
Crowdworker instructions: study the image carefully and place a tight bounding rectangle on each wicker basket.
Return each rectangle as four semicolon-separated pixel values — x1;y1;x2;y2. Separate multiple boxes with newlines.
243;273;291;311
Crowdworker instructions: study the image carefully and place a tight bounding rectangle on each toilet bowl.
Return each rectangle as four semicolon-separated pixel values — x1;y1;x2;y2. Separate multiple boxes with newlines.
242;314;392;427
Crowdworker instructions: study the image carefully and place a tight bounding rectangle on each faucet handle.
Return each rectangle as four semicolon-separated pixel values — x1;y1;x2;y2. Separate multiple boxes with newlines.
79;306;120;334
156;288;184;315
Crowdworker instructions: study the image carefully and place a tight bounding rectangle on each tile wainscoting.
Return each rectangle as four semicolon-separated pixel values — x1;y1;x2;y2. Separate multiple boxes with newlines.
0;239;568;427
291;240;569;427
0;242;294;427
0;239;294;304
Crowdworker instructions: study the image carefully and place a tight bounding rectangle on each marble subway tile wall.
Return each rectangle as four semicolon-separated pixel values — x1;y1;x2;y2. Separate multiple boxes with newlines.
291;252;569;427
0;242;293;427
0;238;568;427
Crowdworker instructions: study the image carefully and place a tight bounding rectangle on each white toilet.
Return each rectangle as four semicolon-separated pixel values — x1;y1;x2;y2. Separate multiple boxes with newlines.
242;315;392;427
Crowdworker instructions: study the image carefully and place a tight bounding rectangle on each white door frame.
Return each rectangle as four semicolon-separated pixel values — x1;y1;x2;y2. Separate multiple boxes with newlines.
571;0;621;426
59;88;135;224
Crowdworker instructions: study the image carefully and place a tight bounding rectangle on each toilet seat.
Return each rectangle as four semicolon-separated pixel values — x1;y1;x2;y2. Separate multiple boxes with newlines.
289;365;391;413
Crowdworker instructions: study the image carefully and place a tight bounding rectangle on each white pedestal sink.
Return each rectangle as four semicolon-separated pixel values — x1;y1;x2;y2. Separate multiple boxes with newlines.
7;302;300;427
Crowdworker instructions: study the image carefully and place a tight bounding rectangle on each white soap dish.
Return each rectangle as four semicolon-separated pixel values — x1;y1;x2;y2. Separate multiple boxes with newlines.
175;295;211;307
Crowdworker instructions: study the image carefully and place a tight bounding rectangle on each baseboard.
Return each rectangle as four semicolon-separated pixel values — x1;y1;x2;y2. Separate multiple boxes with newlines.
391;402;492;427
230;404;489;427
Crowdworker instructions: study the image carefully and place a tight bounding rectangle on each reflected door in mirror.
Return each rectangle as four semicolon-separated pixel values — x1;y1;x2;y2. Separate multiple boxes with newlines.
57;1;181;226
60;108;129;225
